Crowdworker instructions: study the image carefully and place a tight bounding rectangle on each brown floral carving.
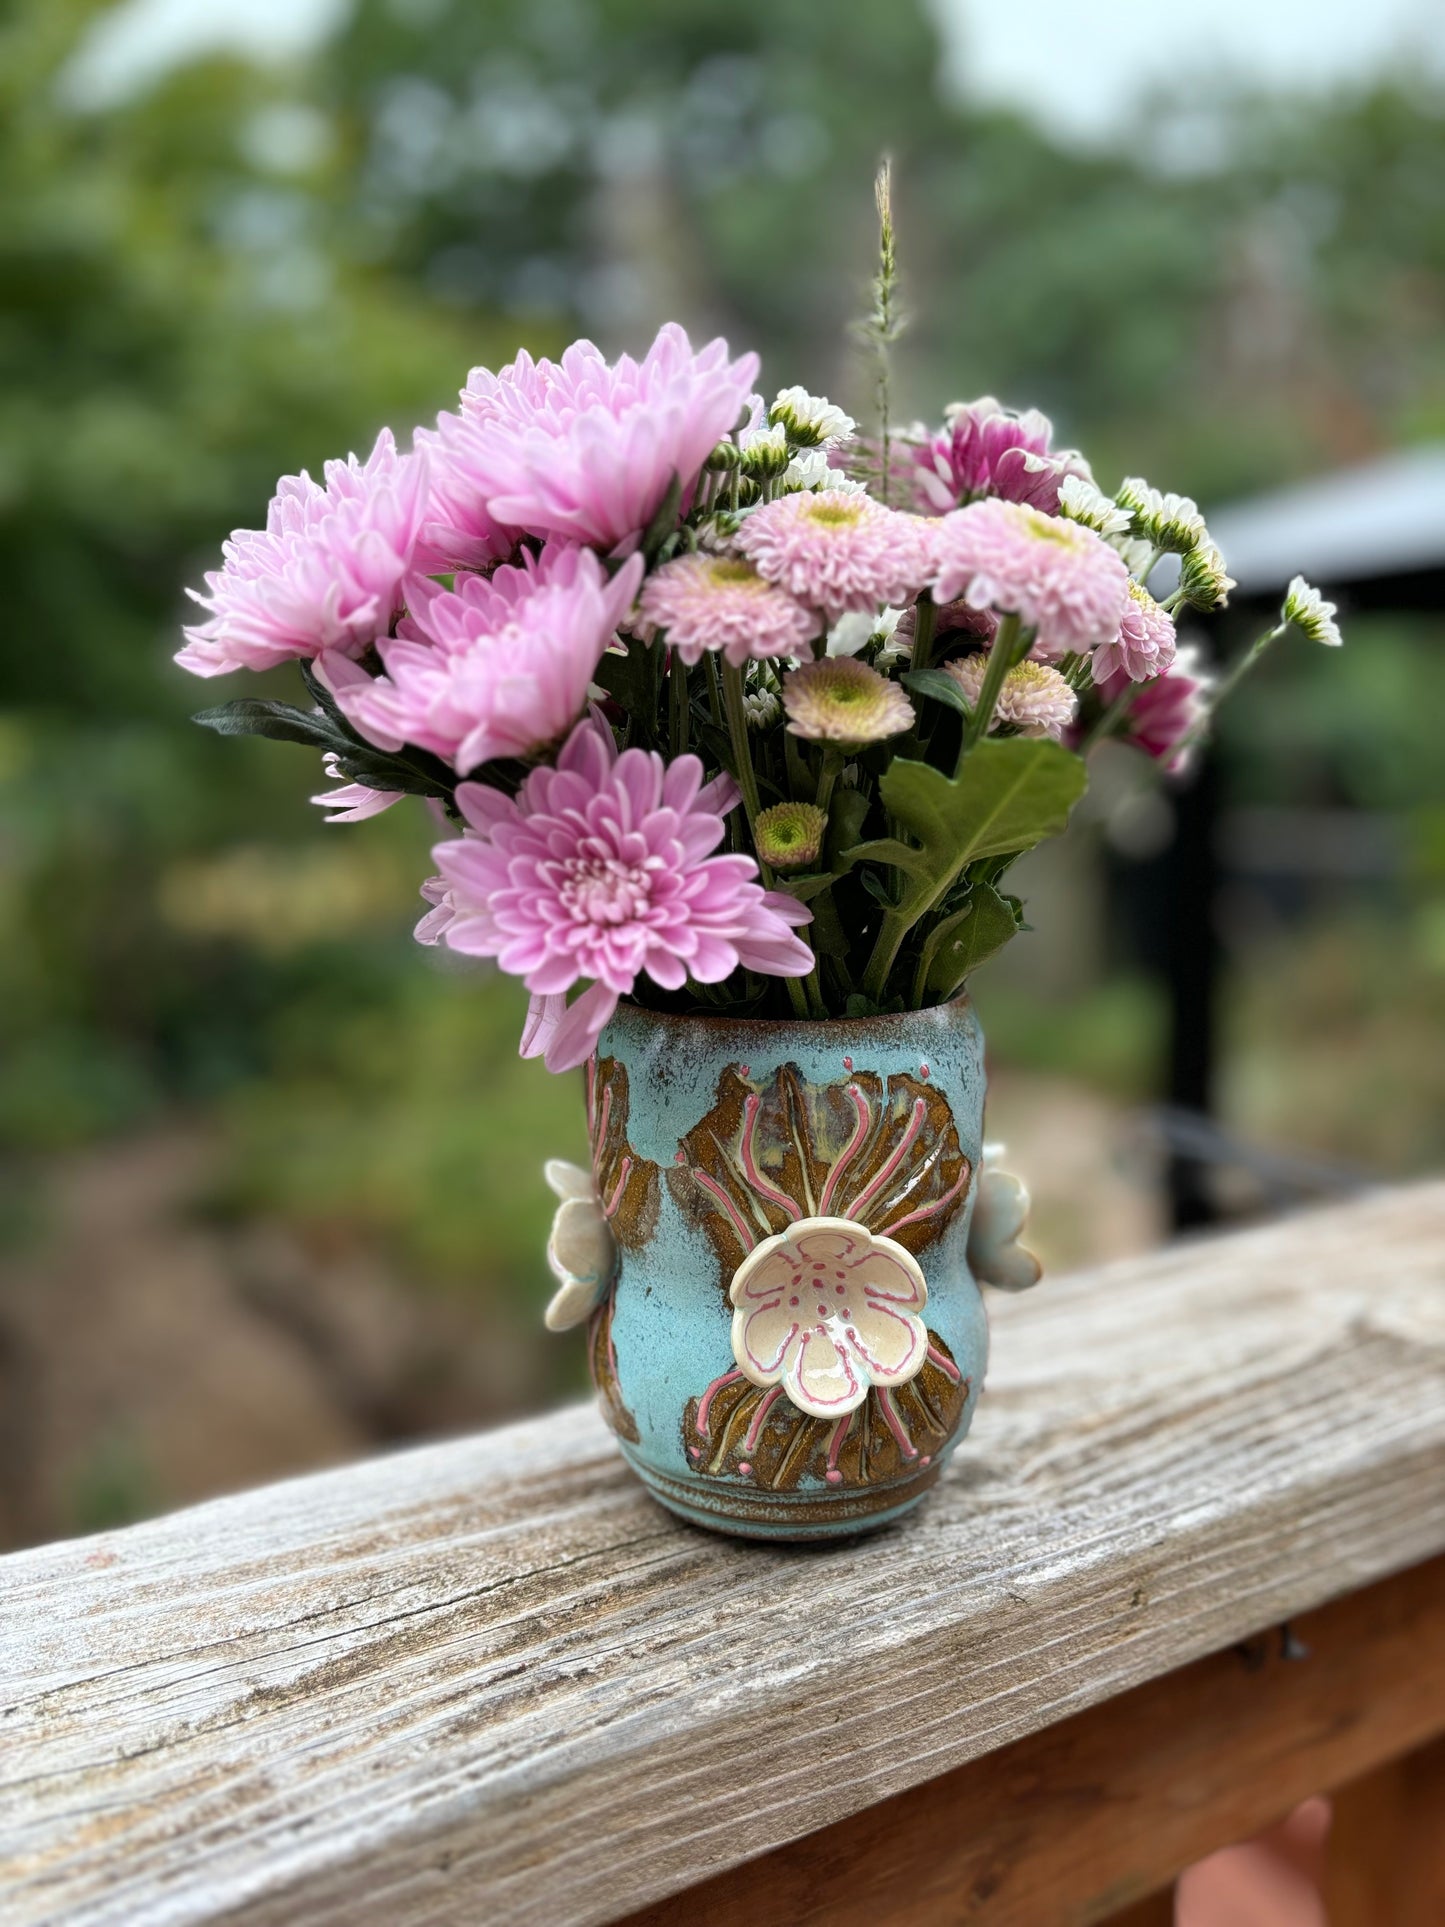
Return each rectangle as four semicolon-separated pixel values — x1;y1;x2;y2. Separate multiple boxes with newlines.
588;1055;659;1253
588;1291;639;1443
682;1331;969;1489
667;1063;971;1288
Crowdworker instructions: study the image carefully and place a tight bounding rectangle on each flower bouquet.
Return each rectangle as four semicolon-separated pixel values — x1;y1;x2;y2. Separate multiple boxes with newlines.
181;174;1340;1538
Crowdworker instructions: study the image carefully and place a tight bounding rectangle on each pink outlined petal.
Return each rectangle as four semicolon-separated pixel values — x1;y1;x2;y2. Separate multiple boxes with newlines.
845;1303;926;1382
784;1328;867;1415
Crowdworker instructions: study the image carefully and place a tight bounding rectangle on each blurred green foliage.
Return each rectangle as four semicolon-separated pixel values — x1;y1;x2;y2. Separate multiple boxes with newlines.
3;0;1444;1307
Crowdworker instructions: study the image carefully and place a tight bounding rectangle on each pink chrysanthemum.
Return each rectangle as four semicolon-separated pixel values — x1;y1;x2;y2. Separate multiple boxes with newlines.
324;547;643;774
1091;644;1213;774
781;657;914;743
908;397;1091;515
735;493;935;622
1093;580;1178;684
177;430;427;677
930;499;1130;661
943;652;1078;740
424;324;758;556
638;554;820;666
424;718;814;1072
412;349;568;572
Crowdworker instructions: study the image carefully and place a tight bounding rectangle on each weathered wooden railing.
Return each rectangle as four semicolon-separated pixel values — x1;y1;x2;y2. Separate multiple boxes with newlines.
3;1185;1443;1926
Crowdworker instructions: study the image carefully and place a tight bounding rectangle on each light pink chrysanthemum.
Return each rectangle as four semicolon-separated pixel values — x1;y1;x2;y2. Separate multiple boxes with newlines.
735;494;935;622
310;754;403;824
908;397;1091;515
177;431;427;677
638;554;820;666
930;499;1130;661
323;548;642;775
425;324;758;556
782;657;915;744
1093;580;1178;684
1088;644;1213;774
425;718;814;1072
943;652;1078;740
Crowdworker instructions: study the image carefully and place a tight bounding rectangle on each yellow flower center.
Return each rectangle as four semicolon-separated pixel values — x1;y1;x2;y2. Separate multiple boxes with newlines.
708;558;761;586
803;500;864;529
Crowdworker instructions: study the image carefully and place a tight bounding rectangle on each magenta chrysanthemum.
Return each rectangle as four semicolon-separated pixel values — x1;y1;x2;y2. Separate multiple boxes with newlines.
1091;645;1213;774
324;547;642;774
735;493;935;622
425;718;814;1071
177;430;426;677
638;554;820;666
422;324;757;556
944;652;1078;740
908;397;1091;516
930;499;1130;661
1093;580;1178;684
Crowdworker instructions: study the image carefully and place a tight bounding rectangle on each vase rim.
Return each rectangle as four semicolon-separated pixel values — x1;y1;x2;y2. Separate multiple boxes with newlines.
606;988;976;1041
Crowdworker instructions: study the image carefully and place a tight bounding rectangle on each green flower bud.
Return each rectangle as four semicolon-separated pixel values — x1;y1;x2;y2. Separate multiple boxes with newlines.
755;801;829;870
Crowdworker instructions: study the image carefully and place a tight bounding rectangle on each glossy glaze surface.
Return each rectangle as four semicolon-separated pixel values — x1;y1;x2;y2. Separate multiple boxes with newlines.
584;996;990;1539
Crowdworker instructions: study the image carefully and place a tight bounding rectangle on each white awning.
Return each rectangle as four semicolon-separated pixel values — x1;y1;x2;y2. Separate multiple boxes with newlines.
1205;446;1445;595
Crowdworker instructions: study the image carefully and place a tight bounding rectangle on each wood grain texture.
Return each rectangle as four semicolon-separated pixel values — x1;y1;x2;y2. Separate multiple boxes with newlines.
618;1555;1445;1927
1324;1735;1445;1927
1;1185;1442;1927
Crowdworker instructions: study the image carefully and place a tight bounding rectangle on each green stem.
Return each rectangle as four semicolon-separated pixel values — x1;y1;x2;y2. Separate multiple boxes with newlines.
861;903;917;1003
814;746;843;817
1083;678;1141;753
1170;618;1287;767
1208;619;1287;713
910;593;937;675
957;613;1023;766
668;650;689;758
864;618;1032;1001
721;662;763;830
723;662;810;1019
909;933;933;1010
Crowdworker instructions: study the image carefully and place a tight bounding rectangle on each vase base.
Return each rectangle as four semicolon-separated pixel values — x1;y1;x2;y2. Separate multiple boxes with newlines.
619;1443;943;1542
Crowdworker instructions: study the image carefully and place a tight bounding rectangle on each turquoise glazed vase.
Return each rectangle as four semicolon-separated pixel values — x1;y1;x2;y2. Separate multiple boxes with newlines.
543;993;1036;1542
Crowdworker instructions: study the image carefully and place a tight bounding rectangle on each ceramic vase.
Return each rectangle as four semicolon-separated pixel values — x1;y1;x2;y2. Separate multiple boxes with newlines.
542;994;1040;1541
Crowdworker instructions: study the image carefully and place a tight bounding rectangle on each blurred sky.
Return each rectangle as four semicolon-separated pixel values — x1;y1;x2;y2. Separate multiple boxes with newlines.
65;0;1445;144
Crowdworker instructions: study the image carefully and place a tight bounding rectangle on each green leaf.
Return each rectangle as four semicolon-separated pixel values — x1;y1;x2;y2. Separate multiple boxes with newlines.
775;871;841;903
783;728;812;800
880;740;1087;874
594;642;658;743
298;658;351;727
841;741;1087;925
825;784;871;865
192;699;347;752
902;667;972;718
844;835;931;877
326;749;452;799
917;883;1022;1000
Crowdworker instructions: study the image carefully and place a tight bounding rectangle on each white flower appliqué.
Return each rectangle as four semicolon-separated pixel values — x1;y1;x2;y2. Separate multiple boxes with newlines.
728;1215;928;1419
543;1158;618;1332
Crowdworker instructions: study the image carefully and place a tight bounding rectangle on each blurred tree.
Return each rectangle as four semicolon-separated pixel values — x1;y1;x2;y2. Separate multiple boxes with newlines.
327;0;941;394
0;0;501;1146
